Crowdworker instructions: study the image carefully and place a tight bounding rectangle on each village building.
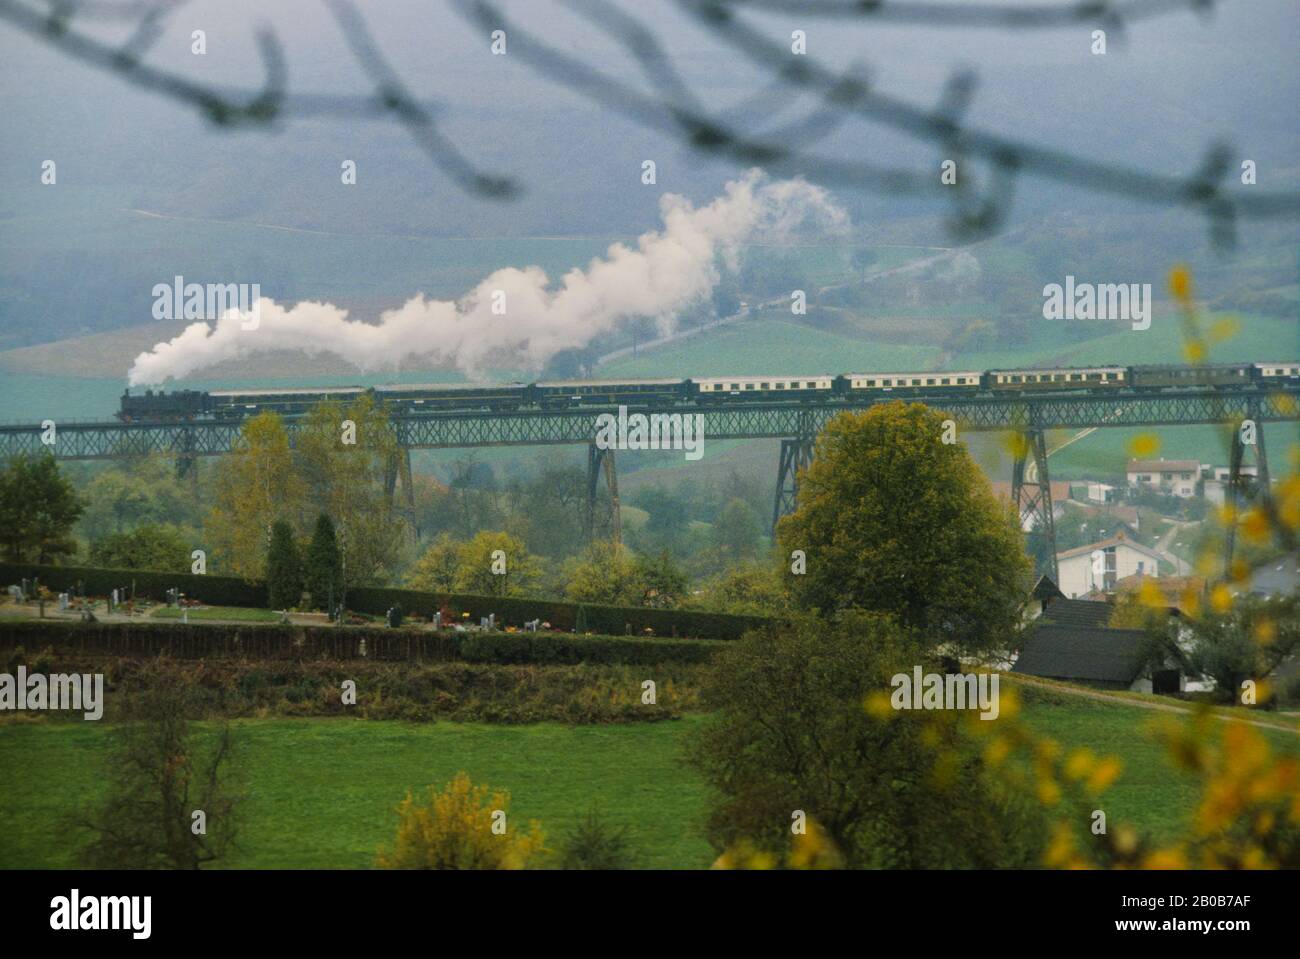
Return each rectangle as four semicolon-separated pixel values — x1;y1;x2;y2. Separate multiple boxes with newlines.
1126;459;1201;498
1054;531;1164;598
1012;623;1182;693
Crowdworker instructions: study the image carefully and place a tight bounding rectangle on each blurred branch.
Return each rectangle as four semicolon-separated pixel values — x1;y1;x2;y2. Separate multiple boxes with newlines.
714;0;1214;30
0;0;515;197
4;0;1296;239
322;0;516;197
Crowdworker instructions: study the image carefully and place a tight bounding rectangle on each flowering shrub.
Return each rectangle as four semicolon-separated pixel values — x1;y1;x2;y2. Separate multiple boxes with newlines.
375;772;546;869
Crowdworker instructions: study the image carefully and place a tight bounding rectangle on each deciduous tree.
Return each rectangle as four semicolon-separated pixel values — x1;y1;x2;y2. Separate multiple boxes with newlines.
777;403;1031;657
296;395;405;587
206;413;304;579
0;452;84;564
89;523;191;572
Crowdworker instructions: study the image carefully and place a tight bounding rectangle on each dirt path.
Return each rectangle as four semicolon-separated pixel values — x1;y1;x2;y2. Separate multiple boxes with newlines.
1007;674;1300;736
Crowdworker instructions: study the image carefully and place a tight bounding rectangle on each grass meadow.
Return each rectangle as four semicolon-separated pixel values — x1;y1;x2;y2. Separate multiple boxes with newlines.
2;687;1296;869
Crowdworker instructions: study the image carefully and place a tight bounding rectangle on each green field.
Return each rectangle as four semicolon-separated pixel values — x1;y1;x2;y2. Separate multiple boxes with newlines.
598;317;942;379
2;691;1296;869
0;716;715;870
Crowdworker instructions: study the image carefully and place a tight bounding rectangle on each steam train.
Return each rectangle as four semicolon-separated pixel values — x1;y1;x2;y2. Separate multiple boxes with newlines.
117;361;1299;422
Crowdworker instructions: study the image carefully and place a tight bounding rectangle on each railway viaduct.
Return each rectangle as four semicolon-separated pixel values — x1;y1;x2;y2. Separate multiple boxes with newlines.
3;385;1296;580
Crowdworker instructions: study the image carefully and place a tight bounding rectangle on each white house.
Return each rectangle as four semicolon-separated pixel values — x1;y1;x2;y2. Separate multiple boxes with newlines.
1202;464;1260;507
1086;482;1116;504
1126;459;1201;499
1055;531;1164;598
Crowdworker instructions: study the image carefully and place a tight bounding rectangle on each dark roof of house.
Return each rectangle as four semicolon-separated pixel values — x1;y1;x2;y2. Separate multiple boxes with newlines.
1031;575;1065;601
1040;596;1115;628
1012;624;1152;685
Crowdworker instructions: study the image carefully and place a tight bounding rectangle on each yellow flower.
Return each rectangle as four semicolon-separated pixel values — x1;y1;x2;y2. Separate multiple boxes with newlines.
1169;265;1192;303
1037;779;1062;806
1142;848;1189;870
1253;618;1276;645
993;686;1020;721
864;690;894;720
1114;826;1139;856
1209;584;1233;614
1241;508;1270;544
1128;433;1160;458
1139;579;1166;609
1183;340;1207;364
1044;822;1075;867
984;736;1011;767
1064;748;1095;781
1207;316;1239;343
1087;757;1123;795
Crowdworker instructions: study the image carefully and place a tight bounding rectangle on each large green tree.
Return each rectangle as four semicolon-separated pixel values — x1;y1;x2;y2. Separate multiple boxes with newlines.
0;452;84;563
777;402;1031;657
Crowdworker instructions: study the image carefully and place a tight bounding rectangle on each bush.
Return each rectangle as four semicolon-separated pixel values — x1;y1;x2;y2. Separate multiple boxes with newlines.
556;805;636;869
375;773;546;869
691;612;1046;868
0;561;266;607
78;661;239;869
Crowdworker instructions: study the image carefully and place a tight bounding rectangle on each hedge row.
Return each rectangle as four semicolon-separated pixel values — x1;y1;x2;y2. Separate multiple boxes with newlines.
0;620;726;666
1;562;772;641
0;561;265;608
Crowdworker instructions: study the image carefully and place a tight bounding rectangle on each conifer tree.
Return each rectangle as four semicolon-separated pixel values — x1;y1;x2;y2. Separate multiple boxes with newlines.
304;513;343;612
265;519;303;610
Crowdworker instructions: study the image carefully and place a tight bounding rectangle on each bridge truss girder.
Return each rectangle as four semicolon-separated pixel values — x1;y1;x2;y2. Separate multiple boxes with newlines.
7;388;1297;461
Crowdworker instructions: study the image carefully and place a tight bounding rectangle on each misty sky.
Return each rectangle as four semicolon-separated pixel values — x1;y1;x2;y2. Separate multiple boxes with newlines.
0;0;1297;355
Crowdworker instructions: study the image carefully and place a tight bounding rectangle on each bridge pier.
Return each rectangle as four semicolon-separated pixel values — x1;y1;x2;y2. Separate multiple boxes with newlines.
1223;405;1270;575
771;436;814;536
1011;429;1058;582
383;448;416;512
175;427;199;499
585;444;621;544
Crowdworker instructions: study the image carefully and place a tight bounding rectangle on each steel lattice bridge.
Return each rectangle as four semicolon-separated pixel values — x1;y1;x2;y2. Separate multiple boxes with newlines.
3;382;1295;579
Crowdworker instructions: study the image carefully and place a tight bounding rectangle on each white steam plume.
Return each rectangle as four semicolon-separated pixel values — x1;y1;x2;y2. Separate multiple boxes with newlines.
127;171;848;385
